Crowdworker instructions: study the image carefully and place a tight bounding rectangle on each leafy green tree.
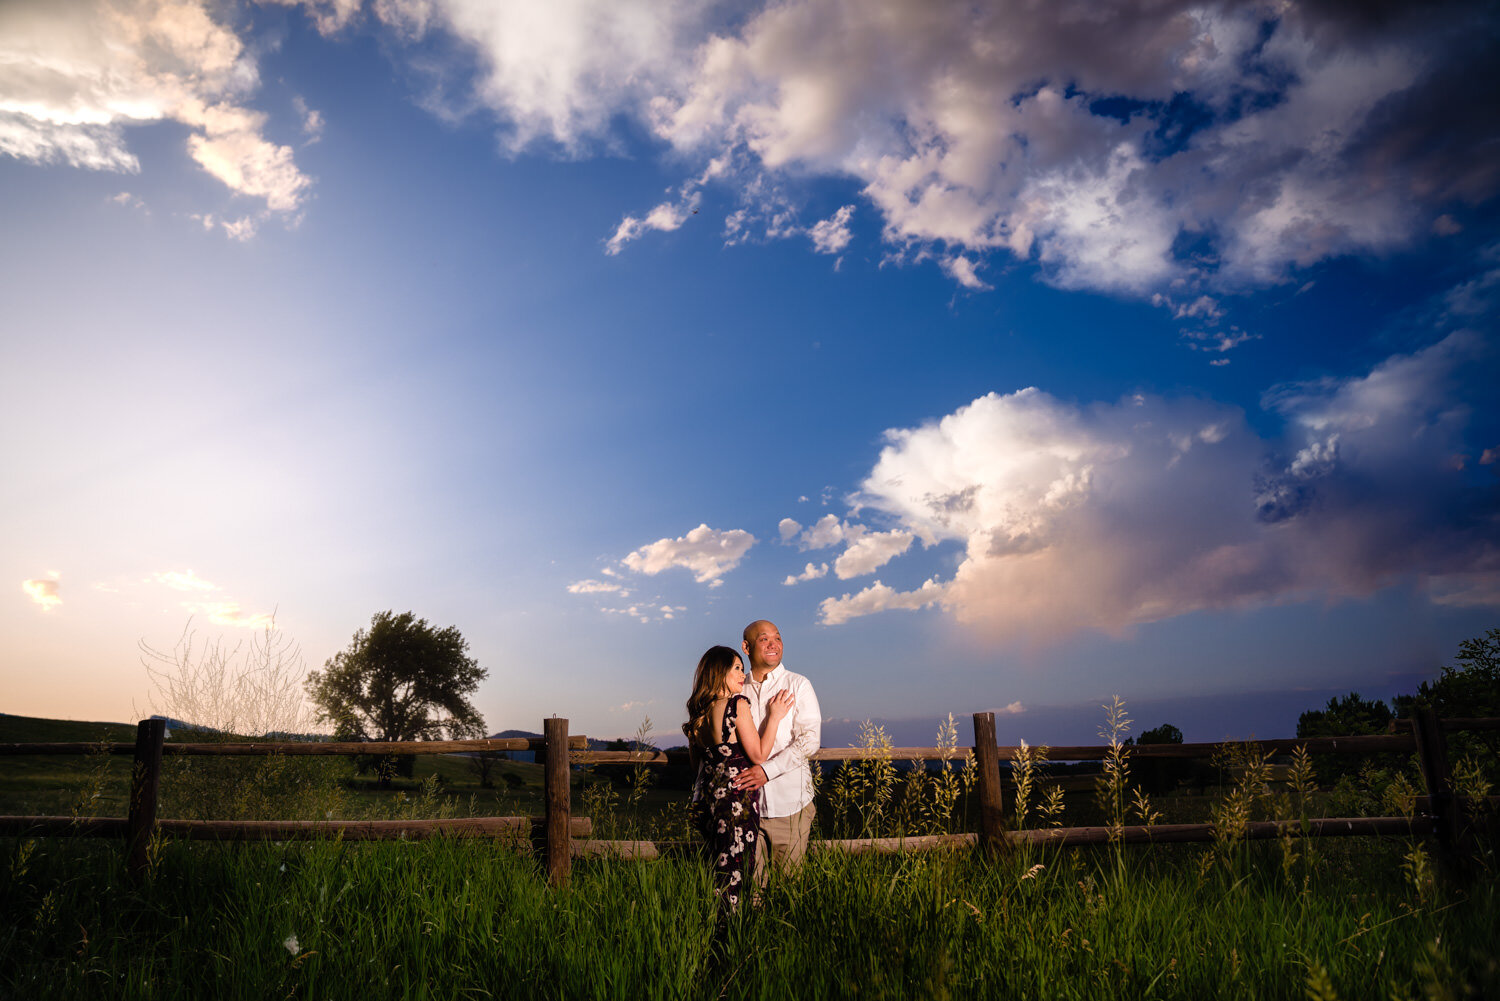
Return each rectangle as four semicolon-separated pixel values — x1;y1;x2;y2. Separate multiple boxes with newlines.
306;611;488;786
1138;723;1184;745
1297;692;1394;739
1396;627;1500;782
1132;722;1187;793
1395;627;1500;719
1297;692;1395;782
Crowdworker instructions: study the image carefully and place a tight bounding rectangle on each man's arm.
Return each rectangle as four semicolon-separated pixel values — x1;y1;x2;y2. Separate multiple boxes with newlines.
758;676;821;783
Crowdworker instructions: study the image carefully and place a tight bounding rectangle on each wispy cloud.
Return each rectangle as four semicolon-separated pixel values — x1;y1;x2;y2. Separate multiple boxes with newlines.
567;578;629;596
293;96;324;143
153;569;219;593
182;601;275;630
941;255;990;291
142;568;273;628
604;603;686;624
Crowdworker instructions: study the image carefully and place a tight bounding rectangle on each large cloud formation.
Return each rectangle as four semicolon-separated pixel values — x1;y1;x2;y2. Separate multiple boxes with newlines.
0;0;312;233
329;0;1500;294
10;0;1495;275
822;331;1500;639
574;0;1495;294
652;0;1498;292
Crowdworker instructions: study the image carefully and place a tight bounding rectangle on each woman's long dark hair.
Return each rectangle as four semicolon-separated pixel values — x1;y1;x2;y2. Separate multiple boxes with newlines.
683;645;741;749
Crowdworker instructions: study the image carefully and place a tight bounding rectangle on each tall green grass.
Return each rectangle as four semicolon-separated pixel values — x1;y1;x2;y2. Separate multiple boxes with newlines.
4;701;1497;998
2;836;1496;999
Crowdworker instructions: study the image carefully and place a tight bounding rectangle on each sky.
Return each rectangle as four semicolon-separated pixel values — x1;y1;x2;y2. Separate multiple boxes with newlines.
3;0;1498;749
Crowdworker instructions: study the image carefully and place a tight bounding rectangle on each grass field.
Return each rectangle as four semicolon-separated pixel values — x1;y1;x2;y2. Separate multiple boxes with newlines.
3;712;1497;998
3;833;1497;999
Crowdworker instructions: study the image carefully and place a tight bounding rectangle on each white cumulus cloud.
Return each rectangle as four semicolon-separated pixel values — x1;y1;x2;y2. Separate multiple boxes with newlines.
832;528;914;580
622;523;756;585
826;330;1499;639
808;204;854;255
0;0;312;226
783;562;829;586
820;577;947;626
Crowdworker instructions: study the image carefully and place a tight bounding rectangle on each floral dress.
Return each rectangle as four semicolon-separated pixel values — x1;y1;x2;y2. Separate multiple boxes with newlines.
690;694;759;910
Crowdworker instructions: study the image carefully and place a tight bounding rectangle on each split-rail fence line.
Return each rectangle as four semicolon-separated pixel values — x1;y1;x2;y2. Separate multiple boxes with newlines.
2;708;1496;885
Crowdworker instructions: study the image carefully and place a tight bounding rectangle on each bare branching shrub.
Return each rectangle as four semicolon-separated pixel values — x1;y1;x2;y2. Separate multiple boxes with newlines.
137;618;347;822
139;618;315;739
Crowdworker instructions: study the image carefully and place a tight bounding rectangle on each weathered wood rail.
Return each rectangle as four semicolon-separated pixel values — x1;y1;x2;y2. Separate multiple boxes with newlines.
2;709;1494;883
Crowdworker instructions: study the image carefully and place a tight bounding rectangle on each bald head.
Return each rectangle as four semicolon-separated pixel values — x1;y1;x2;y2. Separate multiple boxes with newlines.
741;620;783;680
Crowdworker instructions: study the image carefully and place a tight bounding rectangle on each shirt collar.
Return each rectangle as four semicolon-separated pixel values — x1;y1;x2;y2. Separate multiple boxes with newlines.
752;663;786;687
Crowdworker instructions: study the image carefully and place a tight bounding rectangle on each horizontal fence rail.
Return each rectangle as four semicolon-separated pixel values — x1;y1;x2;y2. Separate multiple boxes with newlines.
806;734;1418;762
2;711;1495;882
0;736;589;757
0;815;593;841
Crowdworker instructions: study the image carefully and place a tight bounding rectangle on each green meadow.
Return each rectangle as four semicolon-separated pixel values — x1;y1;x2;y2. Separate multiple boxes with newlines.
2;712;1497;999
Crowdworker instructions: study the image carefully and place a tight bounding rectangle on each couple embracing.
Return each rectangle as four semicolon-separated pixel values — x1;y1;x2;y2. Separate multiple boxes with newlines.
683;620;821;911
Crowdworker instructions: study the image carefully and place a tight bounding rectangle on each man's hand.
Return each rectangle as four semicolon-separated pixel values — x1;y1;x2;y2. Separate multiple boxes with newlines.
732;764;768;791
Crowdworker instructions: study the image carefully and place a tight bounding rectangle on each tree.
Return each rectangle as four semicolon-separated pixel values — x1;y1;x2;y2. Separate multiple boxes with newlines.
1137;723;1184;745
1395;627;1500;720
1297;692;1394;740
1297;692;1396;782
305;611;488;787
1132;722;1186;793
1395;627;1500;782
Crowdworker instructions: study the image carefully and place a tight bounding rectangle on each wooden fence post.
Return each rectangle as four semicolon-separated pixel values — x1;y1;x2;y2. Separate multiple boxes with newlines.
126;718;166;880
1411;706;1463;873
543;717;571;886
972;712;1008;857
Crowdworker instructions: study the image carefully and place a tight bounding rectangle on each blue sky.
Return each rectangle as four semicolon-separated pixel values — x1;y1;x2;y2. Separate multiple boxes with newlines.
3;0;1498;747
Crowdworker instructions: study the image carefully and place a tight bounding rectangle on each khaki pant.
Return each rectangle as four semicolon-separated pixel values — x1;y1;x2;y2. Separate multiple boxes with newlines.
753;801;815;888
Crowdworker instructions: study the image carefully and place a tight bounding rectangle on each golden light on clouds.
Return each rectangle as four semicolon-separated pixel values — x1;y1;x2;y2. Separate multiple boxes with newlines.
22;573;61;611
182;601;274;629
153;569;219;592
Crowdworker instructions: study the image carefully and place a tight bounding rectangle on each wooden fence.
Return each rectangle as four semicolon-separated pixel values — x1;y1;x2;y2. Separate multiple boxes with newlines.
2;709;1495;885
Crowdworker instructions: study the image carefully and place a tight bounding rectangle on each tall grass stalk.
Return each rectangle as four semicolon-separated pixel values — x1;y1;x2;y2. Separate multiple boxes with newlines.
3;836;1495;1000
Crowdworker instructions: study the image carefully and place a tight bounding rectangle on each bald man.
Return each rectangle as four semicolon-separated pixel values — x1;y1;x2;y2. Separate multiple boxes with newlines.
731;619;822;882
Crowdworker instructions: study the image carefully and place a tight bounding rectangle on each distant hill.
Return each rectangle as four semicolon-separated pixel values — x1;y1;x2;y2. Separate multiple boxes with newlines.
0;714;623;755
492;729;619;762
0;713;137;743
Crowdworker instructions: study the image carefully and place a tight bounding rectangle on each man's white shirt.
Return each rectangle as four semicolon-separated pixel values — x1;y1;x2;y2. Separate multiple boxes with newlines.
743;663;821;819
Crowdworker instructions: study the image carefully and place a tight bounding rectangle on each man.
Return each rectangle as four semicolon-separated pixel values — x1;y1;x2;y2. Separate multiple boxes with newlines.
731;619;821;882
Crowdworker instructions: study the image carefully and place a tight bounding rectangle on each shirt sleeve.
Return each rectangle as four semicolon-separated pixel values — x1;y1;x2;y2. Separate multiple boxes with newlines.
759;675;821;782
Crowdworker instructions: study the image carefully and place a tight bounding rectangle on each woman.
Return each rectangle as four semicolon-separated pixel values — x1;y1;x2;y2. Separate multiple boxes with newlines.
683;644;793;911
